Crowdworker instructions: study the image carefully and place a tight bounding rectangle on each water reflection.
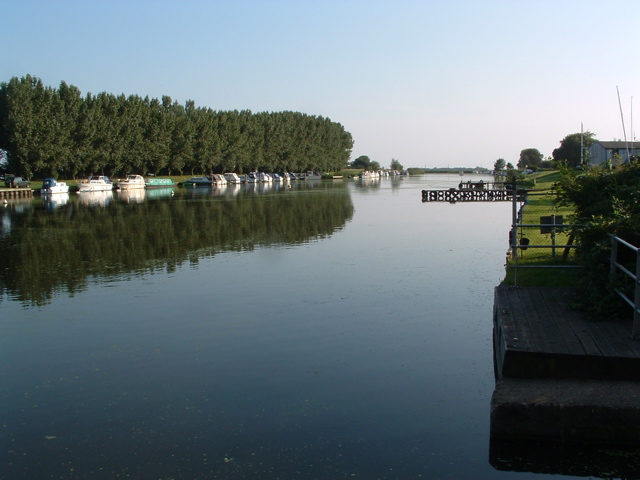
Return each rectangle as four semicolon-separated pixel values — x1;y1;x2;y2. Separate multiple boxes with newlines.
42;193;70;210
0;183;353;305
77;190;113;207
116;188;145;204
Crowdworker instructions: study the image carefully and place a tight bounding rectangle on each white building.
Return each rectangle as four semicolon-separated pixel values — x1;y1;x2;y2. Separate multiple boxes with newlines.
588;141;640;166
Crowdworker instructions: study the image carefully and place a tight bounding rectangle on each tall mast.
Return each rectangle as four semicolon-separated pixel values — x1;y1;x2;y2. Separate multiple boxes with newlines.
617;86;631;162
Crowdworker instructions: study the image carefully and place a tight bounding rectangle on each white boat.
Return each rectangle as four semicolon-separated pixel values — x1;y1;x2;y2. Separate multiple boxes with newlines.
77;175;113;192
246;172;259;183
224;173;242;184
257;172;273;183
212;174;227;185
116;174;145;189
272;173;284;182
41;178;69;194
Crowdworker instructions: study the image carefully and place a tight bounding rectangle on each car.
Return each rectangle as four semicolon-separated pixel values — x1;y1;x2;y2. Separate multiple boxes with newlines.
5;176;30;188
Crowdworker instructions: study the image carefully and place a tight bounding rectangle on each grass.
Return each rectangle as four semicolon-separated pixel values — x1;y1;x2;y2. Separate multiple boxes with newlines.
502;170;582;287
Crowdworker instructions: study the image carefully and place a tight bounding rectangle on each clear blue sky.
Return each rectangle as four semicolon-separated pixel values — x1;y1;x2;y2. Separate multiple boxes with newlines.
2;0;639;169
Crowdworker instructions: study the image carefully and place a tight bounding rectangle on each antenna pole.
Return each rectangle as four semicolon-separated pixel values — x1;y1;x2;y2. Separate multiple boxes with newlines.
617;86;631;162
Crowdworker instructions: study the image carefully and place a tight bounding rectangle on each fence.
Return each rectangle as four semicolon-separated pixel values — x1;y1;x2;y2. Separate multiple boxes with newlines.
609;235;640;338
507;192;582;286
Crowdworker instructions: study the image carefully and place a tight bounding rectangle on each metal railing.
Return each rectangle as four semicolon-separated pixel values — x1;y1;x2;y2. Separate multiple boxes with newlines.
609;234;640;338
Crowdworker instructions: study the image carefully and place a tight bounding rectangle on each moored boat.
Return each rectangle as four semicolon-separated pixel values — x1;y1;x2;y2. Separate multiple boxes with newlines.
302;171;322;180
41;178;69;194
183;176;212;187
212;174;227;185
145;177;175;188
77;175;113;192
257;172;273;183
116;174;145;189
224;173;242;184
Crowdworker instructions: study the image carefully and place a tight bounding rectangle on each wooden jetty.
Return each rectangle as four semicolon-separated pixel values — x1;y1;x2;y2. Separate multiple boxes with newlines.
491;285;640;448
421;182;526;202
0;187;33;199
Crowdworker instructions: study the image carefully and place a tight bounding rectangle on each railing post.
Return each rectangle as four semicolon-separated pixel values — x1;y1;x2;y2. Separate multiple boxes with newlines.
610;234;618;277
634;247;640;339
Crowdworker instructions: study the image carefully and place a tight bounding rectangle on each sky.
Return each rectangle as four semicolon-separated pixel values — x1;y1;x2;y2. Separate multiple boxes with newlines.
2;0;640;169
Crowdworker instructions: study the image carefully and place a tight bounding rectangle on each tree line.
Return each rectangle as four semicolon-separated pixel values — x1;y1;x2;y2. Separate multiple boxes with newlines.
0;75;354;179
493;131;599;172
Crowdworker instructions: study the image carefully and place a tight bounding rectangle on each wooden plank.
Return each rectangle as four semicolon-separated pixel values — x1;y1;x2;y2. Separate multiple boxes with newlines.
514;287;554;353
592;320;640;359
494;289;518;349
539;287;586;356
546;287;603;357
526;287;571;354
496;286;533;351
582;320;619;357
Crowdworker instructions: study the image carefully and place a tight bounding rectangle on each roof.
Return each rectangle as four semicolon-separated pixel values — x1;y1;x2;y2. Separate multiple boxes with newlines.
592;141;640;149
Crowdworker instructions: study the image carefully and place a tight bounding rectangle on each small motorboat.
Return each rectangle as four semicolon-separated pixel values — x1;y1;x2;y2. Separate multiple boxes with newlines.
116;175;145;190
41;178;69;194
77;176;113;192
183;176;212;187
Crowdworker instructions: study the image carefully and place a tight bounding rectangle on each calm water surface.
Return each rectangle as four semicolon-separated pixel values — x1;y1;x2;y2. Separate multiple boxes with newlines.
0;175;590;479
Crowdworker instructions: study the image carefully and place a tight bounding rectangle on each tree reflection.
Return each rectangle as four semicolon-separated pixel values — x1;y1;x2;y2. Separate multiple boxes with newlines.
0;185;354;305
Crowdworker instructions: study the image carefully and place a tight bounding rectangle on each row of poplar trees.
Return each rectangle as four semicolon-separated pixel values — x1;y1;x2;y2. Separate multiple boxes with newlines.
0;75;354;179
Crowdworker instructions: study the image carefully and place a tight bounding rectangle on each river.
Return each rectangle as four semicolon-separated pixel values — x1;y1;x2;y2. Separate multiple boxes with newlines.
0;174;587;479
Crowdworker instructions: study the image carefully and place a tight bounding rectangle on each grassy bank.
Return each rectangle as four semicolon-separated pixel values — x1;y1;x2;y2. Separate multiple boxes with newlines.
502;170;582;287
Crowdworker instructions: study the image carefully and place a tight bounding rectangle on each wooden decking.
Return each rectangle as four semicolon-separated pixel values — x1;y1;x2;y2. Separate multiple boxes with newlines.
493;286;640;380
0;187;33;199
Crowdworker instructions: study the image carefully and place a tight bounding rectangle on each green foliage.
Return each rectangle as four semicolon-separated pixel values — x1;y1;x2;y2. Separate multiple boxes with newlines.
0;75;354;178
390;158;403;171
552;131;597;167
553;161;640;318
494;158;506;171
517;148;543;169
351;155;370;169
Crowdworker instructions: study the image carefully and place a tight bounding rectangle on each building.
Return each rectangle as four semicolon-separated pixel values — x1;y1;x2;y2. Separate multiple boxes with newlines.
588;141;640;166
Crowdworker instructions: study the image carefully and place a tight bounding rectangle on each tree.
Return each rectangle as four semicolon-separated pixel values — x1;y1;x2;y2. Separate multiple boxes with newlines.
351;155;371;169
506;162;514;170
494;158;506;171
518;148;543;169
390;158;403;171
0;75;355;178
552;131;597;168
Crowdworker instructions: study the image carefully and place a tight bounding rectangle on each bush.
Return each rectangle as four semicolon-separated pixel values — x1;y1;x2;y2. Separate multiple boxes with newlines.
554;162;640;318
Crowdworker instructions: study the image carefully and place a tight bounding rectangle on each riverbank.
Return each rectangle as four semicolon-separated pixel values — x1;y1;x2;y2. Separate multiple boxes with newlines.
491;170;640;472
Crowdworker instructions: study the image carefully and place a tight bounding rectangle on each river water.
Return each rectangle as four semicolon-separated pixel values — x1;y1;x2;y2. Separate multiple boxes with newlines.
0;174;589;479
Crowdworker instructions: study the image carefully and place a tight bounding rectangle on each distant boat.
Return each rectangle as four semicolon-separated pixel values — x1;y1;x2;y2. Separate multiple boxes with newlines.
211;174;227;185
41;178;69;194
224;173;242;184
77;175;113;192
116;174;145;190
183;176;212;187
145;178;175;188
302;172;322;180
